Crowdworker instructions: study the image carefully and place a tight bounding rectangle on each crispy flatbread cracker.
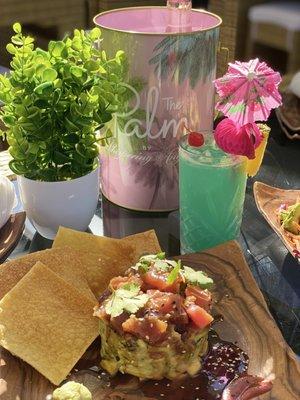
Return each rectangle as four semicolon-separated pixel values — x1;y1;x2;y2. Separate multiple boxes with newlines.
0;261;98;385
53;228;161;297
53;227;132;259
0;247;96;303
53;228;136;295
53;227;161;262
121;230;162;261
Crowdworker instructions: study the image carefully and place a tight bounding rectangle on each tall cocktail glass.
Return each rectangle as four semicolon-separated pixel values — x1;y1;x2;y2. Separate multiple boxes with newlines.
179;134;247;254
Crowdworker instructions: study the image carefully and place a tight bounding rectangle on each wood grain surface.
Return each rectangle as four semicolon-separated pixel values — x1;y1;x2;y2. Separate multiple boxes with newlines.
254;181;300;258
0;212;26;263
0;240;299;399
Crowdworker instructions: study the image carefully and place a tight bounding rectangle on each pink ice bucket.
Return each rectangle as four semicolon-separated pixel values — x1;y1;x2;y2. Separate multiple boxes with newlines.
94;7;222;211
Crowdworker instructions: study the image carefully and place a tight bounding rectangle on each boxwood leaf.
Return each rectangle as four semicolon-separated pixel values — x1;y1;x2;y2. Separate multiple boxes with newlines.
12;22;21;34
34;81;53;95
42;68;58;82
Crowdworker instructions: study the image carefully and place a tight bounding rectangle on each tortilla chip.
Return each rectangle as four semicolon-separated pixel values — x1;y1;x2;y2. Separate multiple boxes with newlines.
53;227;130;259
53;228;161;261
0;247;96;303
53;228;136;296
121;230;162;261
53;228;162;297
0;262;98;385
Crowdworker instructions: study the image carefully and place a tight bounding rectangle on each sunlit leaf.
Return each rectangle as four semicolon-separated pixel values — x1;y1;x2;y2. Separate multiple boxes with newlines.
70;66;84;78
34;81;53;95
49;40;65;57
6;43;16;54
90;27;101;40
12;22;21;34
42;68;58;82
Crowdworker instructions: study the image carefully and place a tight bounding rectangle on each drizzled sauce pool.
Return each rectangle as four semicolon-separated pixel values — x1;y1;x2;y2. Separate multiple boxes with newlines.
73;330;272;399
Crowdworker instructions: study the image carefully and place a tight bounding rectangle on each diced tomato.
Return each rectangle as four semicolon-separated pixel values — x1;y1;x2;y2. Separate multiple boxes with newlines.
109;275;143;290
147;290;179;313
186;304;214;329
122;315;167;344
147;290;189;329
141;270;180;293
185;286;212;310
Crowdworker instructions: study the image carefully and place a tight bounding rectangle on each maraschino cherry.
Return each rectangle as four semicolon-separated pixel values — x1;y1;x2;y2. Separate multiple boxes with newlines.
185;126;204;147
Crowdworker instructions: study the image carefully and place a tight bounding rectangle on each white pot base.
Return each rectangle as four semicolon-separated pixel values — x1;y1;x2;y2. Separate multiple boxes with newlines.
18;168;100;239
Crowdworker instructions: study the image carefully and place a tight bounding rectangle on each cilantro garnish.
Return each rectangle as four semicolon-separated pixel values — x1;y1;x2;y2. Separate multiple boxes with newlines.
138;261;150;274
154;260;170;271
105;283;149;318
153;257;177;272
166;260;181;285
183;266;213;289
132;259;151;274
133;253;167;274
156;252;166;260
140;253;165;262
132;253;182;278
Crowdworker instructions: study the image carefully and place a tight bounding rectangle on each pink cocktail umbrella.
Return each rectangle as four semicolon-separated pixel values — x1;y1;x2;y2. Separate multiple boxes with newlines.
214;58;282;125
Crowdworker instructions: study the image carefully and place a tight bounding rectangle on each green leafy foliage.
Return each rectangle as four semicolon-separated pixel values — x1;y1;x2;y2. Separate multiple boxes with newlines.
166;260;181;285
105;283;149;318
132;253;181;282
132;252;168;274
0;25;127;181
183;266;214;289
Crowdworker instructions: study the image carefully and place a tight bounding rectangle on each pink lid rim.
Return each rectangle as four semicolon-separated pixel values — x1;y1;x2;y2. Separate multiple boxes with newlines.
93;6;222;36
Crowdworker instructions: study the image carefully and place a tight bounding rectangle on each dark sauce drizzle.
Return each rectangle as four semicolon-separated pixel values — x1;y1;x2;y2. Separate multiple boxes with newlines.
72;331;271;400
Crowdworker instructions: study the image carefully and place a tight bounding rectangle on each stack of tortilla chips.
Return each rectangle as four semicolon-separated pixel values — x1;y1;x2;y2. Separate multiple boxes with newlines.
0;228;161;385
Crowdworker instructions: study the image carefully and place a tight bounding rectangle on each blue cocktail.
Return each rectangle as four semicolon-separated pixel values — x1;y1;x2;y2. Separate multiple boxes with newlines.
179;135;247;253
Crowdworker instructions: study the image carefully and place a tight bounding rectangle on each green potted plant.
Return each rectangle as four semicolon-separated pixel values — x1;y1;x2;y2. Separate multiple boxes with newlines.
0;23;126;239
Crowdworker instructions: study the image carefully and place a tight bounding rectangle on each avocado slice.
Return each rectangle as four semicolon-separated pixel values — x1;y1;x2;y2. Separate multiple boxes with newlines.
98;319;209;380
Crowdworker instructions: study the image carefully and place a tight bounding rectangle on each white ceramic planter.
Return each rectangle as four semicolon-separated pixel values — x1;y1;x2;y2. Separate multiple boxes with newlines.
17;167;100;239
0;176;17;229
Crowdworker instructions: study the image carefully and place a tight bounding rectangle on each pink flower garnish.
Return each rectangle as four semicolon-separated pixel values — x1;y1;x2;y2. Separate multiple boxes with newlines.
215;118;263;160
